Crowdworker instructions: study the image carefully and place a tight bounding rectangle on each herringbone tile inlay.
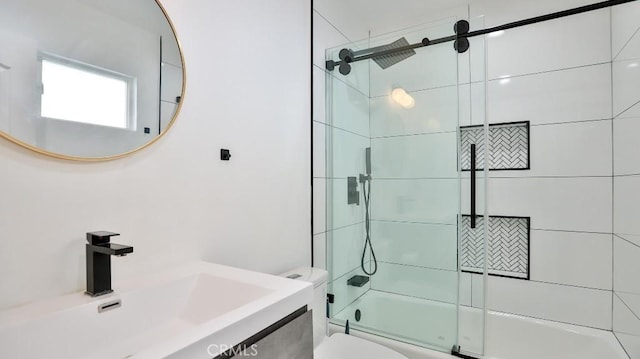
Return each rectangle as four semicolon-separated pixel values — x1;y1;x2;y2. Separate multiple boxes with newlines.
461;122;529;171
461;216;530;279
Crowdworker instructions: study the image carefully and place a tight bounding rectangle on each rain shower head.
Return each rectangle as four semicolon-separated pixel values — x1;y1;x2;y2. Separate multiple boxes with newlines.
329;37;416;75
369;37;416;69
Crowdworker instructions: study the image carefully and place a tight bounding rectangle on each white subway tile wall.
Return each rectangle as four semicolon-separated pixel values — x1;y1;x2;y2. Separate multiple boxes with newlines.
530;231;612;290
485;10;610;79
485;276;612;329
613;1;640;353
313;0;640;349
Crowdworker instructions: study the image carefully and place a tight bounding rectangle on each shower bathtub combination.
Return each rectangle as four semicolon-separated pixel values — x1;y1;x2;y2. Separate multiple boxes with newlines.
320;1;639;358
331;291;627;359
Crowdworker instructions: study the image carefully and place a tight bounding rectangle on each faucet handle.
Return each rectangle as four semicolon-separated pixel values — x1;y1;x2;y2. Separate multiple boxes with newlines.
86;231;120;245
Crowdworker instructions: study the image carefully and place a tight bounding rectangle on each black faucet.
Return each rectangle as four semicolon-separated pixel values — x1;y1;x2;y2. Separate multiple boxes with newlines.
85;231;133;297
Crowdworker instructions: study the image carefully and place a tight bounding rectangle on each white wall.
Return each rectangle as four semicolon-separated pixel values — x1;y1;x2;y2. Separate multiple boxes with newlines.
612;1;640;357
0;0;311;310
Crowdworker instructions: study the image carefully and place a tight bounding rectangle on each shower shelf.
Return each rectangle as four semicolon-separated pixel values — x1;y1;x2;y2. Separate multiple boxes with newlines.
347;275;370;287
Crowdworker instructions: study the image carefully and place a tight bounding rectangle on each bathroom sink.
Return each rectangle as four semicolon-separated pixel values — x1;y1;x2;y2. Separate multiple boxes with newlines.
0;261;312;359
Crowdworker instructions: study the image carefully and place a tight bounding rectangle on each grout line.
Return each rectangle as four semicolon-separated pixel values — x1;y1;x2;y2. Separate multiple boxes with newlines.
320;121;370;139
369;221;610;235
613;173;640;178
371;129;458;139
369;82;474;100
529;118;613;127
611;14;616;334
616;289;640;296
373;177;459;180
613;332;633;359
461;271;611;292
615;292;640;322
359;261;610;292
487;61;612;82
377;261;458;273
614;234;640;249
313;221;365;236
614;98;640;120
313;63;371;100
364;62;611;99
525;279;612;292
370;219;457;226
368;118;613;141
466;306;614;332
367;15;459;40
312;63;327;72
612;19;640;61
312;9;354;44
612;328;640;338
532;228;613;236
488;175;613;179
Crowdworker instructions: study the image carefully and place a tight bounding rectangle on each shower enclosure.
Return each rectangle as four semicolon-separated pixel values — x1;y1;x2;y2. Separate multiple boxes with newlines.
321;1;639;357
324;16;489;357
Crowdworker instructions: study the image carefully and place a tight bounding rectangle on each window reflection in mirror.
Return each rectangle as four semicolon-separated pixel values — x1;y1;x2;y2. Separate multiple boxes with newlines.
0;0;184;159
40;54;136;130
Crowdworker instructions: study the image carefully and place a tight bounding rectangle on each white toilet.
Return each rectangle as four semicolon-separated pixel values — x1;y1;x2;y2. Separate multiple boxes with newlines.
281;267;408;359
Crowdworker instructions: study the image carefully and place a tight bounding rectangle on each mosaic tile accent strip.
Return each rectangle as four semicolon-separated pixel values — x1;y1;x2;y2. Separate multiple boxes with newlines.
461;121;530;171
461;215;530;280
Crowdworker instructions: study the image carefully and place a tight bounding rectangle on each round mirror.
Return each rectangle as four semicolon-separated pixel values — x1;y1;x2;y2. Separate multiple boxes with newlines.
0;0;185;160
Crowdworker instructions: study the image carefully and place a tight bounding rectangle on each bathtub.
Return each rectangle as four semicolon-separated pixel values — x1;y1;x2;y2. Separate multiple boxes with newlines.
331;290;628;359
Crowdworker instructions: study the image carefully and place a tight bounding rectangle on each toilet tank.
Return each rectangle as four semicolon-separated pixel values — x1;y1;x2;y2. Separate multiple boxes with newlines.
280;267;328;349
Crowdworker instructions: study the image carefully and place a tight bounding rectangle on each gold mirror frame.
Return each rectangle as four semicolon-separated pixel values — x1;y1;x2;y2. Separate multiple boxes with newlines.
0;0;186;162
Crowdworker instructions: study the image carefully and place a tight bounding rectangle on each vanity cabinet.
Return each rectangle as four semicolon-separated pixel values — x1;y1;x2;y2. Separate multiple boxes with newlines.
214;307;313;359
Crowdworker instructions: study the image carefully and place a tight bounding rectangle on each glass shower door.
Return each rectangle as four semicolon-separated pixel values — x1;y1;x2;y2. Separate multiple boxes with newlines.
324;16;488;355
457;15;489;358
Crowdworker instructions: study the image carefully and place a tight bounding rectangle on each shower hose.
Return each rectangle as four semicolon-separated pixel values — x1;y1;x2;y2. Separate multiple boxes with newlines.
361;177;378;276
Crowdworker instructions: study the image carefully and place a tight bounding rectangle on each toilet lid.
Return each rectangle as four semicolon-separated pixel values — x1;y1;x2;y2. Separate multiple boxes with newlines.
315;333;408;359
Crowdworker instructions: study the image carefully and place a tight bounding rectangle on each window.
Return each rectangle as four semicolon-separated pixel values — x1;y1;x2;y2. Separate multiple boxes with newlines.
40;54;136;129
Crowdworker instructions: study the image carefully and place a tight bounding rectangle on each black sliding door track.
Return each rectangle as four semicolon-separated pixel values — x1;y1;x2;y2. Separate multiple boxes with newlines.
327;0;636;71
